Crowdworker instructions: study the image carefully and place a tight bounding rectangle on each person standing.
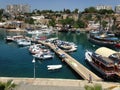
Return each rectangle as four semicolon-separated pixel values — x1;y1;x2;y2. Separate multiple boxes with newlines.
88;74;92;83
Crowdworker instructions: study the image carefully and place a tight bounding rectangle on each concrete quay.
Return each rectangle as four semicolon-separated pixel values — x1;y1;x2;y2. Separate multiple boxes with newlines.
38;41;102;81
0;77;119;90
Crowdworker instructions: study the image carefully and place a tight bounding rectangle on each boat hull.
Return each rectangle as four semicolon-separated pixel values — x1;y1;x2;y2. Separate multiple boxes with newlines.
47;65;62;70
85;51;115;78
115;43;120;48
33;54;54;60
88;37;115;48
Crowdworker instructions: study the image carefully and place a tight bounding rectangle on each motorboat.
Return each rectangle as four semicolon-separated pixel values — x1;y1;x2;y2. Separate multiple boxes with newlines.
27;30;42;35
29;44;42;54
58;44;72;50
17;39;31;46
29;44;49;54
64;45;77;53
85;47;120;79
33;52;54;60
47;65;62;70
5;35;24;42
5;36;14;42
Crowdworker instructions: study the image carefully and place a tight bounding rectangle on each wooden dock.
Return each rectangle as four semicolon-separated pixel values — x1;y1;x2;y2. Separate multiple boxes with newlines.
38;41;102;81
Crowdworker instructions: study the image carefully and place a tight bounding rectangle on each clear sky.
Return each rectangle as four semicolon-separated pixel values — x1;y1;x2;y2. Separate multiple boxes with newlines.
0;0;120;11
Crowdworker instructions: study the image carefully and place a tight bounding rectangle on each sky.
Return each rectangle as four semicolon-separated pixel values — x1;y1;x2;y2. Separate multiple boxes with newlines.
0;0;120;11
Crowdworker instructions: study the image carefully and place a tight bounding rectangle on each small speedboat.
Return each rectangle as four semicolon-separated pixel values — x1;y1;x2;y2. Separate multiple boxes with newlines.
5;36;14;42
17;39;31;46
47;65;62;70
5;35;24;42
33;53;54;60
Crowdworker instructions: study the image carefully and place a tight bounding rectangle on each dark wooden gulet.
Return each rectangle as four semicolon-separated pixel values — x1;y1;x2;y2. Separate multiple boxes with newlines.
85;47;120;79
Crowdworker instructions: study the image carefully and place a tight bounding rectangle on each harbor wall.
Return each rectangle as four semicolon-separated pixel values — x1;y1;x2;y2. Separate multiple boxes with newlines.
0;77;119;89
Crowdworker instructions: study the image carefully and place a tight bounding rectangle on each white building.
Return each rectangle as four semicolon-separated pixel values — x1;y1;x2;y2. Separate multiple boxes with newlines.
31;16;45;20
96;5;112;10
115;5;120;13
6;4;30;14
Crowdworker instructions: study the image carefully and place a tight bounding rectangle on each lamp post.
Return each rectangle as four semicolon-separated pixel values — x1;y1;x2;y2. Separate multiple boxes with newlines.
32;58;36;79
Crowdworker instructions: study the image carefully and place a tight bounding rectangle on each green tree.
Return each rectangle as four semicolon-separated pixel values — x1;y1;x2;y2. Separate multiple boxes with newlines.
0;9;4;21
73;8;79;14
25;18;34;24
63;9;71;14
84;7;97;13
101;20;108;30
0;82;5;90
73;22;79;28
85;14;92;21
15;15;24;21
59;17;74;27
98;9;114;15
0;80;16;90
49;19;56;27
84;84;102;90
77;20;86;28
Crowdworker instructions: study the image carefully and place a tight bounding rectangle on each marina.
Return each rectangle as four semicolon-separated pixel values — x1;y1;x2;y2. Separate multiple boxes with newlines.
38;40;102;81
0;28;120;81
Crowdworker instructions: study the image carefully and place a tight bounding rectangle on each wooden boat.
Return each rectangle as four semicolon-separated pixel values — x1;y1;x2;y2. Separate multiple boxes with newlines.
58;44;72;50
5;36;14;42
88;31;118;47
47;65;62;70
5;35;24;42
85;47;120;79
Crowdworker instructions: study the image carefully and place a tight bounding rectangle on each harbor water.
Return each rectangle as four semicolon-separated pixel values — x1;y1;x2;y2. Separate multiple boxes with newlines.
0;29;117;80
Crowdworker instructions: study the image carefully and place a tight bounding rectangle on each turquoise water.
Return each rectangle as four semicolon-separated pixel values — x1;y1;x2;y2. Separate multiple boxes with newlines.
0;29;103;79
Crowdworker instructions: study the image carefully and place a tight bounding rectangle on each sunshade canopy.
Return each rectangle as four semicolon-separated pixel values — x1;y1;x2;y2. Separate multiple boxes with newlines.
95;47;117;57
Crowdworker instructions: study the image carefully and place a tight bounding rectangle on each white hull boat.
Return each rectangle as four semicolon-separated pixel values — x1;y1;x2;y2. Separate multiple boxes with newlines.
27;30;42;35
33;53;54;60
47;65;62;70
17;39;31;46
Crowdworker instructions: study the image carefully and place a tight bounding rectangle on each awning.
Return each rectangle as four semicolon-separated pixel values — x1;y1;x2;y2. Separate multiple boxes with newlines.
95;47;117;57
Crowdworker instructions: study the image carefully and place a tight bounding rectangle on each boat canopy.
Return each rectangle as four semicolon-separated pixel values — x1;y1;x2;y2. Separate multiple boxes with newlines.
95;47;117;57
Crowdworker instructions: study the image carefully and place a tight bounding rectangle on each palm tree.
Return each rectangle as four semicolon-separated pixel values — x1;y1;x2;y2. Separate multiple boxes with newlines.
5;80;16;90
0;80;16;90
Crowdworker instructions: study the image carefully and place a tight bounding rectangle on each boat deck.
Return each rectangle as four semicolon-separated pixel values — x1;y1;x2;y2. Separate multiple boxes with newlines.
38;41;102;81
